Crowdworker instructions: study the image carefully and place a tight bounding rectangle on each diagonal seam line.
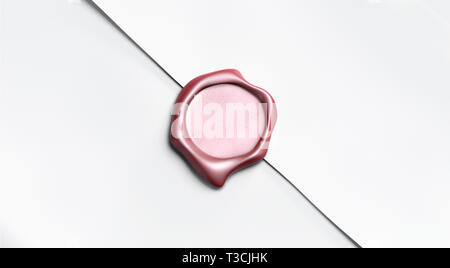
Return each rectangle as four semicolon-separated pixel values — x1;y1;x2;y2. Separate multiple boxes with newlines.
263;159;362;248
87;0;362;248
86;0;182;89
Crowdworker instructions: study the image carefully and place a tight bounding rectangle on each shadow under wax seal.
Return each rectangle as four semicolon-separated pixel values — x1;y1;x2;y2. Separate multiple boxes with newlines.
170;69;277;187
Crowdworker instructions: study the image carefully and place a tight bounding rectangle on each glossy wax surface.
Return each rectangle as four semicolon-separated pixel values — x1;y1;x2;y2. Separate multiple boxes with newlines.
186;84;265;158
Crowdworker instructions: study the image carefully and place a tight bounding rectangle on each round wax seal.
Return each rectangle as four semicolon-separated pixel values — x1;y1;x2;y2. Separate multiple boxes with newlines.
170;69;277;187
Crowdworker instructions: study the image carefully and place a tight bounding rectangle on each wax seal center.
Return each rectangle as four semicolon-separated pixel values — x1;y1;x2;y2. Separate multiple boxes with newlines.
186;83;266;158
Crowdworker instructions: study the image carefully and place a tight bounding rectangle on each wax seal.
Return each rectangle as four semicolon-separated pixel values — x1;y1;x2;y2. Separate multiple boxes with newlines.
170;69;277;187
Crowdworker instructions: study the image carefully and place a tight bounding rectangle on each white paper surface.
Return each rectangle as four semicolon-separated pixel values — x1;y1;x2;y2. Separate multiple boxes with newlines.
0;0;353;247
92;0;450;247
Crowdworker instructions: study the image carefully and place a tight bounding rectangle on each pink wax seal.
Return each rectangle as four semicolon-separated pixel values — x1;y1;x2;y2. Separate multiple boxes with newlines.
170;69;277;187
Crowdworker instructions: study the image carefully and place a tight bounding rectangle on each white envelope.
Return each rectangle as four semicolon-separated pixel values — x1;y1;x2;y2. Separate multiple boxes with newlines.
0;0;352;247
92;0;450;247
